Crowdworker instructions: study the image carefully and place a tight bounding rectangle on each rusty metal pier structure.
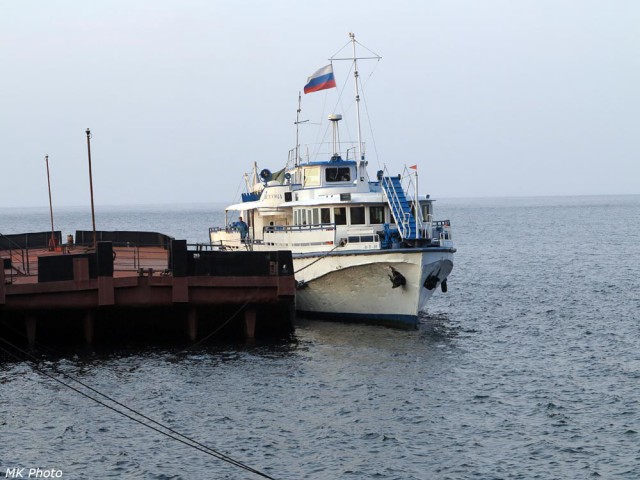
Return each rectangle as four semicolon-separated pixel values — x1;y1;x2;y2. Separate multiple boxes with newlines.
1;232;295;347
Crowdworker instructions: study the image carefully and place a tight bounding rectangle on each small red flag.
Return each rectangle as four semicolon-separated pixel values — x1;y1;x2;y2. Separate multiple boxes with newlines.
409;164;417;170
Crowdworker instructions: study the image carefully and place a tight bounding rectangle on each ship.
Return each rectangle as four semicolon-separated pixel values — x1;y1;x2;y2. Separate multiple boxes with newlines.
209;33;455;328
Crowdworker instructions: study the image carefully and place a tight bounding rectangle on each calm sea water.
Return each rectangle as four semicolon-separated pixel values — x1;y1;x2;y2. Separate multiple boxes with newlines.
1;196;639;479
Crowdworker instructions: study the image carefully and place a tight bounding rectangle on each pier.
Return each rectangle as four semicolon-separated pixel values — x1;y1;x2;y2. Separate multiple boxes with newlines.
0;231;295;347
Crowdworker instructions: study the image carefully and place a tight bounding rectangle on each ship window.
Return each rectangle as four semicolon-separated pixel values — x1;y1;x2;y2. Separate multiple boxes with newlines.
294;210;299;225
302;210;307;225
304;166;321;187
312;209;319;225
350;206;365;225
321;208;331;224
325;167;351;182
334;207;347;225
370;206;384;224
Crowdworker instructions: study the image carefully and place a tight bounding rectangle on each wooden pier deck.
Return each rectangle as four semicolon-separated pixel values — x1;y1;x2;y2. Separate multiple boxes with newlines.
1;235;295;347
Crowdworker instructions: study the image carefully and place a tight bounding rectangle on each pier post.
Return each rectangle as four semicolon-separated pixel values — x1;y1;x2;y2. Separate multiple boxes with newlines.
187;308;198;341
244;307;256;339
171;240;189;303
97;242;114;306
0;267;5;305
25;315;37;349
84;311;94;345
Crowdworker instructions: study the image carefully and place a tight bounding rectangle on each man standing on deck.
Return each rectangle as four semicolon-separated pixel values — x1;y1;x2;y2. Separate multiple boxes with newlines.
237;216;248;241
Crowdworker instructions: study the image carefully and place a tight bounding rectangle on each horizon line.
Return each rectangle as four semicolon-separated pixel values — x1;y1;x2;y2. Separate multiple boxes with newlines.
0;192;639;211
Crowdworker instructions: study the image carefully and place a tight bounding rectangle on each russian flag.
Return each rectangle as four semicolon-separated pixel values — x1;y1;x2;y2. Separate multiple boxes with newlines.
304;64;337;94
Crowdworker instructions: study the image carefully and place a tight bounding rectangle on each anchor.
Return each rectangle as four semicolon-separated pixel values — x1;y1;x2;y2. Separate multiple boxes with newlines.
388;266;406;288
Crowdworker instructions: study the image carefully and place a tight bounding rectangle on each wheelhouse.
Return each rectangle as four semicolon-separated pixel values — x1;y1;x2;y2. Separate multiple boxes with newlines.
295;160;357;188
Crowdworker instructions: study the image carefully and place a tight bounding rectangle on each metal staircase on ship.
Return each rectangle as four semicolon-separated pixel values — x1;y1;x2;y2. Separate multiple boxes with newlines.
380;166;424;241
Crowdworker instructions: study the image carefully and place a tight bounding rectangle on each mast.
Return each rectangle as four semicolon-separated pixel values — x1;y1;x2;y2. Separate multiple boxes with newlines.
350;32;364;170
294;91;309;168
330;34;381;175
295;91;301;167
415;167;420;238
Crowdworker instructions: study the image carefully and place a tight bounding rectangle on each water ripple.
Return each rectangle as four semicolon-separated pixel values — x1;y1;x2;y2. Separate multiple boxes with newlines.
2;197;640;478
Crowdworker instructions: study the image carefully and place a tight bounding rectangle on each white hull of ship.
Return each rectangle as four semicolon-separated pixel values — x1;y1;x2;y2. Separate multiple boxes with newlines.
292;248;454;328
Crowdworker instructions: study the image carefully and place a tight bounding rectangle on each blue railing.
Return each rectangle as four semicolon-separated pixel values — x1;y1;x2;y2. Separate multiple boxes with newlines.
381;169;418;240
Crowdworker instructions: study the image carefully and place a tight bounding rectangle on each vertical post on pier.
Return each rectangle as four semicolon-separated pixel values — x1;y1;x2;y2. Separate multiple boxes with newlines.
86;129;97;248
45;154;56;250
97;242;115;306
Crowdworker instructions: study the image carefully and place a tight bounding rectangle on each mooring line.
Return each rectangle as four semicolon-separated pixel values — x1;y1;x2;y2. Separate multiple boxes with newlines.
294;241;344;275
176;300;252;354
0;337;279;480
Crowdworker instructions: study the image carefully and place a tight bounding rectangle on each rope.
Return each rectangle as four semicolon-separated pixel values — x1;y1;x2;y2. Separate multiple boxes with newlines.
0;337;279;480
176;300;252;353
294;241;344;275
328;39;352;60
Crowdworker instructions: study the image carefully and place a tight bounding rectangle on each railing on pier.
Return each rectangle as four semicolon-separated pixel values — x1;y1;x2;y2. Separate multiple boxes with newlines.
99;242;170;273
0;232;29;282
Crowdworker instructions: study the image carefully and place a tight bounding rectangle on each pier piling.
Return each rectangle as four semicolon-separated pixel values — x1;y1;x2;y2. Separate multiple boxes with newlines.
187;308;198;341
244;307;256;339
84;311;94;345
25;315;37;349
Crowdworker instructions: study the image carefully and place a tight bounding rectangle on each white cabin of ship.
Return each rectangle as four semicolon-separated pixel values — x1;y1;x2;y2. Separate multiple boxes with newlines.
211;156;449;253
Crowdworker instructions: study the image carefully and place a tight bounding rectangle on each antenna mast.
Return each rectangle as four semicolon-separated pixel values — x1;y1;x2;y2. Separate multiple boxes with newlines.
331;34;381;180
295;91;301;167
350;32;363;167
294;91;309;168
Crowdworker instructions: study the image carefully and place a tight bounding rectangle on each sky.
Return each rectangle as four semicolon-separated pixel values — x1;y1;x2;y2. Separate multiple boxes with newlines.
1;0;639;208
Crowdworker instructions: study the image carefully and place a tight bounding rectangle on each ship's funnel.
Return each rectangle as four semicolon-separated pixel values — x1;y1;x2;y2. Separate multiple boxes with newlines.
329;114;342;159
